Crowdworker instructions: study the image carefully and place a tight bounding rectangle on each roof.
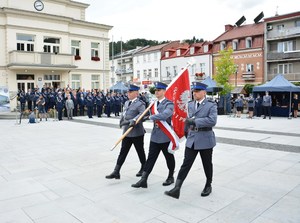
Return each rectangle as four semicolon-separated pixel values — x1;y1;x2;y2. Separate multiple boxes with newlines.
231;86;246;94
253;74;300;92
214;23;264;42
137;43;170;54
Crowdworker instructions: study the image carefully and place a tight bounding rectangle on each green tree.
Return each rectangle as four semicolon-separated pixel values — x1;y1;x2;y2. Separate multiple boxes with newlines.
214;47;235;114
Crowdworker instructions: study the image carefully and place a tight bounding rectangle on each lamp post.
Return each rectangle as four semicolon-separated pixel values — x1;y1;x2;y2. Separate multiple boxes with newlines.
235;64;239;87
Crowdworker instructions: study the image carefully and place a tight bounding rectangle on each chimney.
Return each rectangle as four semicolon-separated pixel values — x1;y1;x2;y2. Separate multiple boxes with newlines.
225;24;234;32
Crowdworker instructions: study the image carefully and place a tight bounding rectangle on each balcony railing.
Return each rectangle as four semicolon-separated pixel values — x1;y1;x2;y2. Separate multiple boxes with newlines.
8;51;76;70
267;51;300;61
115;68;133;75
242;72;255;81
267;27;300;39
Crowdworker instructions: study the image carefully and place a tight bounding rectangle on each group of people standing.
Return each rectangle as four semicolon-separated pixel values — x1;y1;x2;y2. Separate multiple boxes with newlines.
233;91;300;119
106;81;218;199
17;86;150;121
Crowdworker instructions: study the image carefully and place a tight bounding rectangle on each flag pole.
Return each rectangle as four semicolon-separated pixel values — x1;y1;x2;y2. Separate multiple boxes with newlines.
110;101;155;151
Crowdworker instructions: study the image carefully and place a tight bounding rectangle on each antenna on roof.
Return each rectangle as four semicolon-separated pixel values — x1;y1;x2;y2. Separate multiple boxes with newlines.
275;6;279;16
254;11;264;23
235;16;246;27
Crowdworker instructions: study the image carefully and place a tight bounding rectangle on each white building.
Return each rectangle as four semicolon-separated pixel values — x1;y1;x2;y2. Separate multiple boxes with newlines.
161;42;213;84
0;0;112;110
133;41;182;90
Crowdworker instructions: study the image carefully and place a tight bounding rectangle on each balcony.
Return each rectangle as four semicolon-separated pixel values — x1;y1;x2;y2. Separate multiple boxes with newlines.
242;72;255;81
267;27;300;40
115;68;133;75
267;51;300;61
8;51;77;70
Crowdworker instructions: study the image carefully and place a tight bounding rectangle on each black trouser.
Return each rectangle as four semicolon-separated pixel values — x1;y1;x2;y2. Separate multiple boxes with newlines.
177;145;213;185
57;108;63;120
144;141;175;174
96;105;103;117
87;106;93;118
263;106;271;118
116;135;146;167
27;101;32;111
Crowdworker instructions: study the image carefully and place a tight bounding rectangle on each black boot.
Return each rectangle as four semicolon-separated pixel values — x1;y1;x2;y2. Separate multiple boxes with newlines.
201;183;212;197
164;179;183;199
136;164;144;177
105;165;121;179
131;172;149;188
162;171;174;186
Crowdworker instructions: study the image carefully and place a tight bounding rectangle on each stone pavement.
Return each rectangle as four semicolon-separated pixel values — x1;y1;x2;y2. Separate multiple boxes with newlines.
0;114;299;223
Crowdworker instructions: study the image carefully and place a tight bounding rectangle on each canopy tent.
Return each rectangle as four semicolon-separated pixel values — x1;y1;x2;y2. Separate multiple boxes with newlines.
110;81;128;93
253;74;300;118
253;74;300;92
201;76;222;92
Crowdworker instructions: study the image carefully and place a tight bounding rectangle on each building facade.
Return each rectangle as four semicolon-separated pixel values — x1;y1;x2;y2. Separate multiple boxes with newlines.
264;11;300;82
0;0;112;110
212;22;265;88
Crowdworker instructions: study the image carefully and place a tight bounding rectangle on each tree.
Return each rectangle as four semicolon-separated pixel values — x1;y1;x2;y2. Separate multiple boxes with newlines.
214;47;235;114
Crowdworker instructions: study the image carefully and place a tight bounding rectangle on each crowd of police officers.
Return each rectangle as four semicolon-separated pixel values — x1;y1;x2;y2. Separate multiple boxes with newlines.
17;85;150;120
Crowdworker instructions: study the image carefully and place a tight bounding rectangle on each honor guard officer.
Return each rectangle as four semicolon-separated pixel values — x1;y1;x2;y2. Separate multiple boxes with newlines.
106;84;147;179
165;82;217;199
132;81;175;188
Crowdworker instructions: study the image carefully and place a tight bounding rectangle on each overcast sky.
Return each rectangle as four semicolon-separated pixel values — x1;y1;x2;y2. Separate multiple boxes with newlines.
80;0;299;42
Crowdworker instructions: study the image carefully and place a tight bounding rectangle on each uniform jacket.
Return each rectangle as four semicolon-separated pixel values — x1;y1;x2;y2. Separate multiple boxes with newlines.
262;95;272;107
65;99;74;110
149;99;174;143
185;98;217;150
121;99;145;137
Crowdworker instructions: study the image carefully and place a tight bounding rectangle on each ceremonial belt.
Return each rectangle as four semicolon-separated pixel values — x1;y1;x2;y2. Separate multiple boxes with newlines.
191;127;212;131
151;102;179;154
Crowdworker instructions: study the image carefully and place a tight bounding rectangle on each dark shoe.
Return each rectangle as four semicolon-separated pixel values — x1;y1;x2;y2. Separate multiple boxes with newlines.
162;176;174;186
201;185;212;197
131;172;148;188
263;117;266;119
105;165;121;179
164;179;183;199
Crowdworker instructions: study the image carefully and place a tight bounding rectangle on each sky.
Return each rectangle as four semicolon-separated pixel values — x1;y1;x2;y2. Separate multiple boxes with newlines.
80;0;299;42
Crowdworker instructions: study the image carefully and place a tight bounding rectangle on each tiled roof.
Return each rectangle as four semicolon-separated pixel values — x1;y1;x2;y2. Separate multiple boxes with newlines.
214;23;264;42
137;43;171;53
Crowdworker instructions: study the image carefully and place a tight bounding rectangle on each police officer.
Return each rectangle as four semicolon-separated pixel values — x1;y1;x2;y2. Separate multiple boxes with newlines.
132;81;175;188
165;82;217;199
85;92;94;118
55;91;64;121
95;92;104;118
263;91;272;119
106;84;147;179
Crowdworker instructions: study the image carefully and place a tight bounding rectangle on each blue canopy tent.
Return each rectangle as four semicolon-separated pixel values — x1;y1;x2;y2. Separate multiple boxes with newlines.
110;81;128;93
253;74;300;118
201;76;223;93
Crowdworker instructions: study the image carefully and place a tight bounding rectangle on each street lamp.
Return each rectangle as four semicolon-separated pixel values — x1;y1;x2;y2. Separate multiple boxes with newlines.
234;64;239;87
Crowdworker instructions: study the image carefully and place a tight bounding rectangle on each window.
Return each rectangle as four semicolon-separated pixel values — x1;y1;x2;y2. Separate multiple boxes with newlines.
91;42;99;60
295;20;300;27
173;66;178;76
136;56;139;63
246;64;254;72
176;49;180;56
147;54;151;62
204;45;209;53
232;39;238;50
277;41;296;52
166;66;170;77
148;69;152;78
190;47;195;55
154;53;158;61
143;69;147;78
17;34;34;52
91;75;100;89
43;37;60;53
71;74;81;89
137;70;140;79
278;63;293;74
154;68;158;77
220;41;226;50
199;63;205;73
246;37;252;48
165;52;169;58
44;75;60;81
71;40;81;59
277;24;284;30
143;55;146;62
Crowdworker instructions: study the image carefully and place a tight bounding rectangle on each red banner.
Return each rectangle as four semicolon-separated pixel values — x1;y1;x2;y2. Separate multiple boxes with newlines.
165;68;191;139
